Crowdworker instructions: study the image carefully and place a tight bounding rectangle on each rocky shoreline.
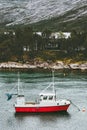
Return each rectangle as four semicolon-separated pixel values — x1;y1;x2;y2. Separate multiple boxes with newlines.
0;61;87;72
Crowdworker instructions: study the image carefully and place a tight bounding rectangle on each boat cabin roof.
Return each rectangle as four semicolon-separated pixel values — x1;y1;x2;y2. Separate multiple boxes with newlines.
39;92;55;96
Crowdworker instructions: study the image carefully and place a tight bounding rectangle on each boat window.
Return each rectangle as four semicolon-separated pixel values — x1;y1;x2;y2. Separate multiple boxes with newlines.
57;103;59;105
43;96;47;100
49;96;53;100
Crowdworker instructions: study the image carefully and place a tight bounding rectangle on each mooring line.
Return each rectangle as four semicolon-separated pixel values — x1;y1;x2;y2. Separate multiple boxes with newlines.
68;99;81;111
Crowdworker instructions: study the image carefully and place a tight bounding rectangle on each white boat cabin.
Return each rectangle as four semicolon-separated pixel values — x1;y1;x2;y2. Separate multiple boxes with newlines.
16;95;25;105
39;92;56;102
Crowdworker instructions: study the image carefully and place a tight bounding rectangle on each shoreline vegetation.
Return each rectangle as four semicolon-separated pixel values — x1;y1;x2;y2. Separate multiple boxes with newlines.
0;61;87;72
0;26;87;73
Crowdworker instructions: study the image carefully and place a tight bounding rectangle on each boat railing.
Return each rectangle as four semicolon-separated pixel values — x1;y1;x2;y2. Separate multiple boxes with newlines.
25;102;36;105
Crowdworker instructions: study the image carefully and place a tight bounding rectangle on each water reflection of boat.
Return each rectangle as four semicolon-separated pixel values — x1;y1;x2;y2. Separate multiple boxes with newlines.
14;71;70;113
14;111;70;119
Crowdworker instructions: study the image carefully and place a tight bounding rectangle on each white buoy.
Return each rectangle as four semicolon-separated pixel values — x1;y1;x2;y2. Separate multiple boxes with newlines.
82;108;86;112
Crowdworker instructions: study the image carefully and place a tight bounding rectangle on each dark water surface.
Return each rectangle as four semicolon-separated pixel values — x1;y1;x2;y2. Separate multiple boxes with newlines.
0;71;87;130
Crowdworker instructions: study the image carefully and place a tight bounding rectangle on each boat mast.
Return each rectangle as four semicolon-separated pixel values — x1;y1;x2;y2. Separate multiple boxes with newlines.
52;70;55;93
40;70;56;94
52;69;57;100
17;72;20;95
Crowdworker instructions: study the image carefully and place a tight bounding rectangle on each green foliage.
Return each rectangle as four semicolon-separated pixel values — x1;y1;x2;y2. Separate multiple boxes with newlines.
0;25;87;62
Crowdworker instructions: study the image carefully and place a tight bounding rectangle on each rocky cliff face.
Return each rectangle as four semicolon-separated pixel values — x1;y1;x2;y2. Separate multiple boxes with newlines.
0;0;87;26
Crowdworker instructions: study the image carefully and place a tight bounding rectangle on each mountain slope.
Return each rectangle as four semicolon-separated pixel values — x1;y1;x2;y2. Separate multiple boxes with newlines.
0;0;87;27
31;5;87;31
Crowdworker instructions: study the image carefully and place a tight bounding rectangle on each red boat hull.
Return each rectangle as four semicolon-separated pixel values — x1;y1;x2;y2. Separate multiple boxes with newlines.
15;104;70;113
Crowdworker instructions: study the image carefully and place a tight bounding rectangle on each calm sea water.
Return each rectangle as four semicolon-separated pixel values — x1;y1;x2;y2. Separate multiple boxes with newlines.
0;71;87;130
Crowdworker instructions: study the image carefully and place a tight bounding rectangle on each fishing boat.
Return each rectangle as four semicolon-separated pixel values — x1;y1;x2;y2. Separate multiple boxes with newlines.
14;71;70;113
